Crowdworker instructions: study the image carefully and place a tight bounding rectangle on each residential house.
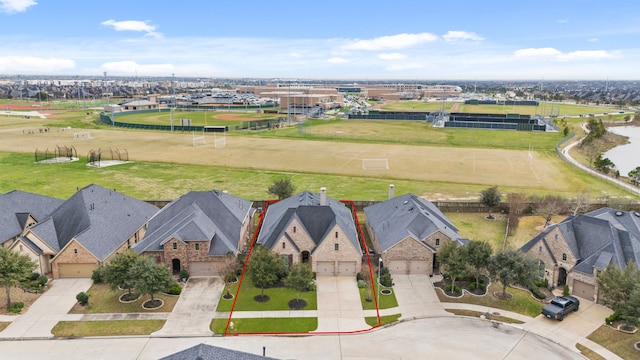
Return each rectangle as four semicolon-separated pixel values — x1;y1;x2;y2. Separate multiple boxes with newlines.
521;207;640;302
9;184;158;278
364;190;467;275
160;343;278;360
256;188;362;276
133;190;254;276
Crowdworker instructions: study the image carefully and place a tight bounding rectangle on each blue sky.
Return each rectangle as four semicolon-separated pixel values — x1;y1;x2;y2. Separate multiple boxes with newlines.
1;0;639;80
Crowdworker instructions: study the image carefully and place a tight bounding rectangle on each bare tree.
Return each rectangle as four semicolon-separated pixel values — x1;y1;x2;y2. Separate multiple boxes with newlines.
571;190;591;215
532;195;568;228
506;193;527;236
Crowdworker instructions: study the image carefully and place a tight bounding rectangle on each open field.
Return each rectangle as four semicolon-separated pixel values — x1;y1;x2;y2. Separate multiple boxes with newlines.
0;108;636;200
112;110;276;127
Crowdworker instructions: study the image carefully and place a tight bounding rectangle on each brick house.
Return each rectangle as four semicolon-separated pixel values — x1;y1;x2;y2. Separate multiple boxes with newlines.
520;207;640;302
364;191;467;275
9;184;158;278
256;188;362;276
133;190;254;276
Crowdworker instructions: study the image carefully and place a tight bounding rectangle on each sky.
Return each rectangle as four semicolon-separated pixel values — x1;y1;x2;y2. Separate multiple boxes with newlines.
1;0;639;80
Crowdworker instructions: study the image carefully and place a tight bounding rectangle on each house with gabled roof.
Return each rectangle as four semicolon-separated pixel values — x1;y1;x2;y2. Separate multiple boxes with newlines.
1;190;64;274
256;188;362;276
364;191;467;275
9;184;158;278
160;343;278;360
521;207;640;302
133;190;254;276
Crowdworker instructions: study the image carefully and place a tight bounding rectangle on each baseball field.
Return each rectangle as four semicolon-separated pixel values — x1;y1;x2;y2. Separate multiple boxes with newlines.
0;105;633;201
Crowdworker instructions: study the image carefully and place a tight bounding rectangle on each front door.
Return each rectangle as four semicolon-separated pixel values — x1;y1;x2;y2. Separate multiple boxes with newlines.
557;267;567;286
172;258;181;274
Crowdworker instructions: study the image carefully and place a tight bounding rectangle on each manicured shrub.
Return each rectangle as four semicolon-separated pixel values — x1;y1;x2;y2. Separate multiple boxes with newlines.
606;312;621;324
91;266;105;283
76;292;89;306
357;279;366;288
445;285;461;294
470;283;476;291
37;275;48;286
356;272;363;281
179;269;190;281
167;283;182;295
528;283;546;300
29;272;40;281
8;302;24;313
563;284;570;296
380;272;393;287
306;281;316;291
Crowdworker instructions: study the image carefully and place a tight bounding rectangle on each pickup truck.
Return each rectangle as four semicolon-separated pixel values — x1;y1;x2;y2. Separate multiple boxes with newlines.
541;296;580;321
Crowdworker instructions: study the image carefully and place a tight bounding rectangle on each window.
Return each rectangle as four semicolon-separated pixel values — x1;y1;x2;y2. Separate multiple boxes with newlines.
335;231;339;238
435;238;440;246
282;242;286;249
562;253;567;261
19;245;23;251
539;245;542;253
172;242;177;250
293;226;296;233
195;243;200;251
73;248;78;256
335;243;339;251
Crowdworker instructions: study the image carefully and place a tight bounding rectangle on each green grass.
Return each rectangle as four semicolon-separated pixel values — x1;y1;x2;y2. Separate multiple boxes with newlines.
111;110;267;128
359;282;398;310
215;279;317;312
52;320;164;337
575;343;607;360
587;325;640;360
365;314;401;327
210;317;317;334
68;283;178;314
443;213;508;251
436;282;543;317
444;309;524;324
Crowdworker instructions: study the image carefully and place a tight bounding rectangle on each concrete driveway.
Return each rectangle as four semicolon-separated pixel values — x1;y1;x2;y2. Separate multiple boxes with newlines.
316;276;367;332
0;278;92;339
152;276;224;337
392;274;450;319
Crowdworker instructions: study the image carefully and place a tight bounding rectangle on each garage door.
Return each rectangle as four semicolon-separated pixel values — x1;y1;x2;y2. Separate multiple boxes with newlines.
572;279;595;301
337;261;357;276
316;261;335;276
387;260;408;274
409;260;429;275
58;263;98;278
190;261;219;276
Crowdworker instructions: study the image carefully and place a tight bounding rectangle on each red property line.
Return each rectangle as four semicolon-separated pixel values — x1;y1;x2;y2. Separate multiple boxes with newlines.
224;199;381;335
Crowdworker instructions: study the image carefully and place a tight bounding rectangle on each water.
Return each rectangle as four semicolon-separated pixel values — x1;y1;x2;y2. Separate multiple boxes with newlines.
604;126;640;176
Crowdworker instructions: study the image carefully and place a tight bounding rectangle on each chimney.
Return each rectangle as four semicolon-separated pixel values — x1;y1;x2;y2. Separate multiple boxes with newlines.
320;187;327;206
389;184;395;199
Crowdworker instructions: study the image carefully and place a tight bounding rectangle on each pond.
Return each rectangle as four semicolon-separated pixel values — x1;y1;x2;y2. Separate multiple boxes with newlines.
603;126;640;176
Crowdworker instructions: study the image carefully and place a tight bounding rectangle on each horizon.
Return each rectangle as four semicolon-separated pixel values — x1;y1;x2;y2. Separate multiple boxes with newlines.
1;1;639;80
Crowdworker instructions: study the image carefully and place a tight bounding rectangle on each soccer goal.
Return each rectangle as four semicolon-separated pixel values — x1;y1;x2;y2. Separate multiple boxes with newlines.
362;158;389;170
192;131;207;147
74;131;92;140
214;132;226;149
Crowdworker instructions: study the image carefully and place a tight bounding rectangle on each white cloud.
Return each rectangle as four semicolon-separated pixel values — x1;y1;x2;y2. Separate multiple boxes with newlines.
558;50;619;61
101;19;162;38
327;57;349;64
557;19;569;23
378;53;407;60
98;61;175;75
343;33;438;51
514;47;563;58
0;0;36;13
0;56;74;73
442;31;484;42
588;38;599;42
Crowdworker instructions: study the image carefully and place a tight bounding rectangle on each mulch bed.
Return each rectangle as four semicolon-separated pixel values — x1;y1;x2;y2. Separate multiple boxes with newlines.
119;293;140;302
434;277;488;297
254;295;270;303
288;299;307;310
142;299;163;309
223;293;234;300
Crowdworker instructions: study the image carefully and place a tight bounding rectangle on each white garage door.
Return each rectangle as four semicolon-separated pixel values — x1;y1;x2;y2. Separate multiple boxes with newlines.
190;261;219;276
409;260;429;275
387;260;408;274
572;279;595;301
337;261;357;276
316;261;335;276
58;263;98;278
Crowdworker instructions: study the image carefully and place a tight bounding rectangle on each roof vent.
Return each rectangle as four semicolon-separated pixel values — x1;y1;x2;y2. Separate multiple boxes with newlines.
615;211;623;216
634;211;640;218
403;200;409;205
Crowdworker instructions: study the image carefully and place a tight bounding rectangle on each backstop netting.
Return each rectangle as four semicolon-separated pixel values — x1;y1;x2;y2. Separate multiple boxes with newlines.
35;145;77;163
193;131;207;147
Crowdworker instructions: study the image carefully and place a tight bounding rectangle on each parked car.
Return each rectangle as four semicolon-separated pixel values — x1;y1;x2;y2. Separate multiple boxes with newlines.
541;296;580;321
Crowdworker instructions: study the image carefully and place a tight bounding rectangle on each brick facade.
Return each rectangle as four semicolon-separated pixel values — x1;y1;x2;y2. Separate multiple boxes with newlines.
51;239;100;278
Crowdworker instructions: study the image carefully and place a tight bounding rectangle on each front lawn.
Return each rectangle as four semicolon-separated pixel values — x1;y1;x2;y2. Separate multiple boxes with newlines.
0;286;42;314
575;343;606;360
365;314;401;327
210;317;317;334
359;282;398;310
52;320;165;337
68;283;178;314
436;282;543;317
216;279;317;312
587;325;640;360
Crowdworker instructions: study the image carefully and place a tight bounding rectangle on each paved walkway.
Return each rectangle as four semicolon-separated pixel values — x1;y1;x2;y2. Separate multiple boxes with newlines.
0;278;92;339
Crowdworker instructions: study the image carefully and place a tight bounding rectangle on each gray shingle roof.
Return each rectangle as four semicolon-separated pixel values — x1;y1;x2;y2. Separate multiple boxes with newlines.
133;190;253;256
521;208;640;275
363;193;465;251
30;184;158;260
0;190;63;243
256;191;360;252
160;343;278;360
